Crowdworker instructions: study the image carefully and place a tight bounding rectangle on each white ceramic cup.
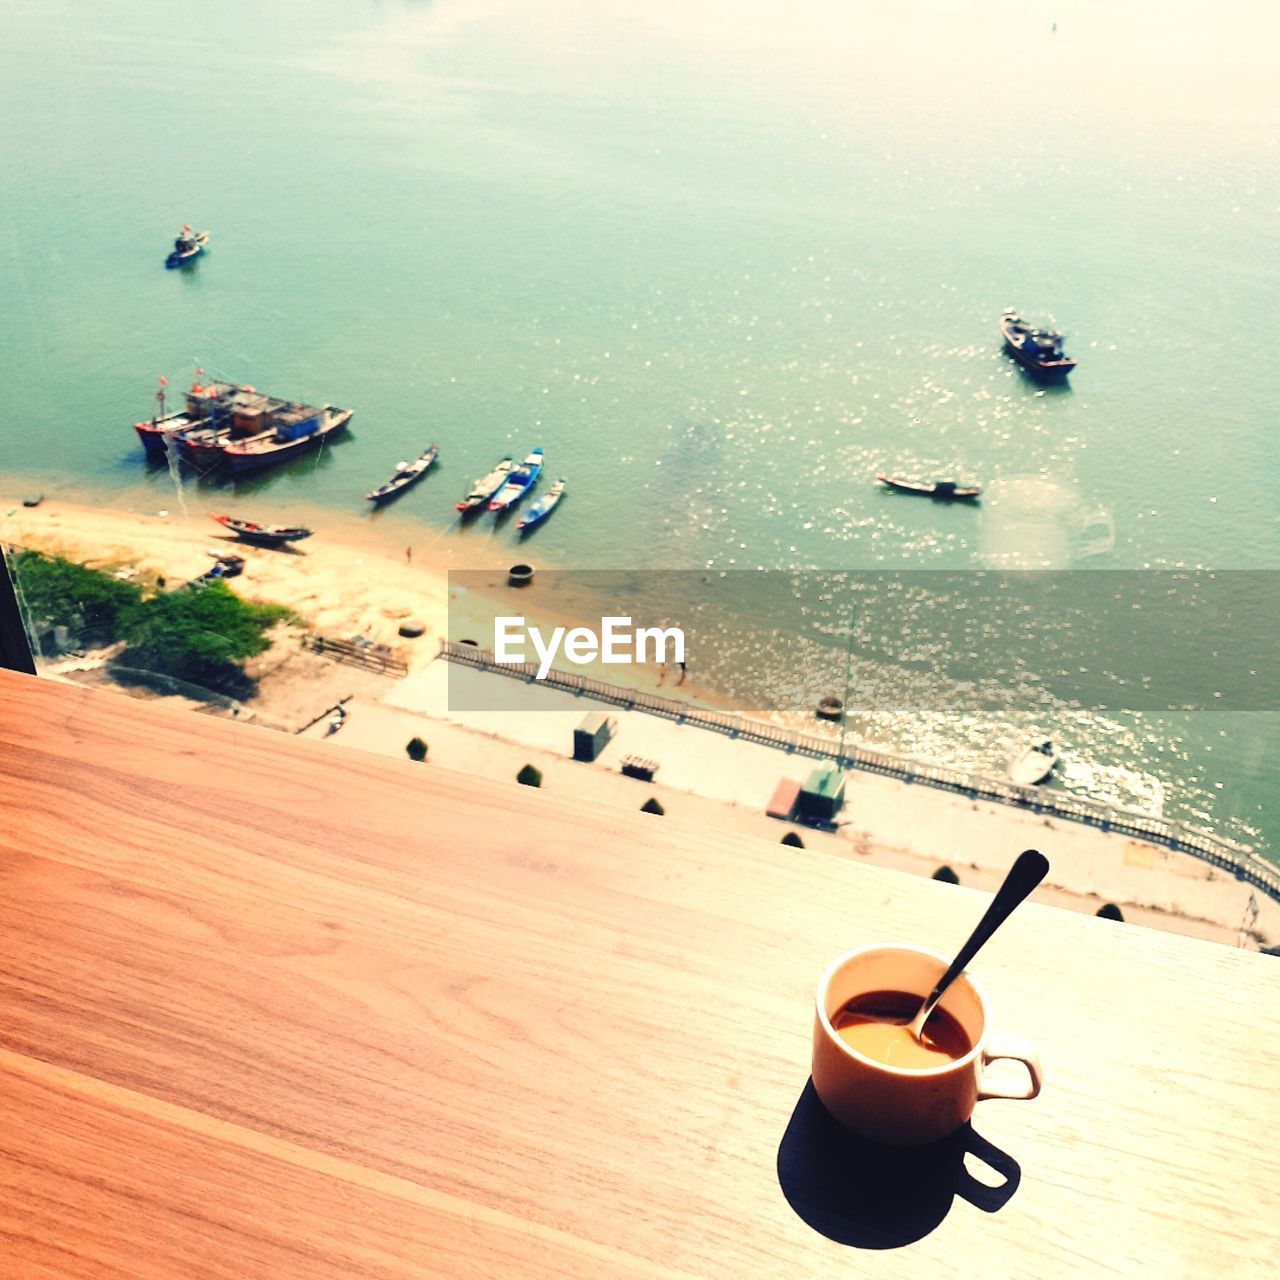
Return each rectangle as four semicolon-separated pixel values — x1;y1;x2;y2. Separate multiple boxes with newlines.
812;944;1042;1146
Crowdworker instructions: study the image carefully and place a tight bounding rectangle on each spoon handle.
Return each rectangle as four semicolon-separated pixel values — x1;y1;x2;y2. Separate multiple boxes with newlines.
916;849;1050;1033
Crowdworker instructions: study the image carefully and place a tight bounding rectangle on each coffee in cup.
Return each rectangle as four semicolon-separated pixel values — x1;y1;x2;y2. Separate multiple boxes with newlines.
812;945;1041;1146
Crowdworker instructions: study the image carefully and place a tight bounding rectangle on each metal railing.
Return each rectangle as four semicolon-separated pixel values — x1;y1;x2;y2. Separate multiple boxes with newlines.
439;640;1280;903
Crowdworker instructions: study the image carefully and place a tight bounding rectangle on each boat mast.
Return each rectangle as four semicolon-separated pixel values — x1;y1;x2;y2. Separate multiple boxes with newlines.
155;374;167;424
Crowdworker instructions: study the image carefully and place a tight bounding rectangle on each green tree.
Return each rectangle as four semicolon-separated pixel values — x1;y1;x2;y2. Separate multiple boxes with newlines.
119;581;283;686
932;865;959;885
517;764;543;788
12;551;141;634
406;737;428;762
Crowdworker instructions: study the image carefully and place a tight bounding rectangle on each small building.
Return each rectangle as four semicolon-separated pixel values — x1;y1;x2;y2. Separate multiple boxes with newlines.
794;765;845;825
573;713;617;763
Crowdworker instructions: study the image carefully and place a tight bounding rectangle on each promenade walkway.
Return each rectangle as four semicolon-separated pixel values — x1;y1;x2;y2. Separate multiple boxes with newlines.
435;642;1280;906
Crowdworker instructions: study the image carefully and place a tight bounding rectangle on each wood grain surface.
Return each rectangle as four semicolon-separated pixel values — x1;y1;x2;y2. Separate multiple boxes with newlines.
1;669;1277;1278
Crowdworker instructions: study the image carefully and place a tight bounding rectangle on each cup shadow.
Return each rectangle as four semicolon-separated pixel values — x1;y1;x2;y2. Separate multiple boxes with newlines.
776;1079;1021;1249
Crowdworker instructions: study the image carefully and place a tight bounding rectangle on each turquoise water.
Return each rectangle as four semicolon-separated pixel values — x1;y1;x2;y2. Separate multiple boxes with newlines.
2;1;1277;853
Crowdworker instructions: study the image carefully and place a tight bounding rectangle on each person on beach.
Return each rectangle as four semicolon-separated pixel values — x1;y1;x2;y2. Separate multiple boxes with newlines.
406;546;412;565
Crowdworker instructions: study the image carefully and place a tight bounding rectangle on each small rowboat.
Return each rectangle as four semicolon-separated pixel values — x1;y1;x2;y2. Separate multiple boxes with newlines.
489;448;544;512
517;478;565;531
999;308;1076;379
1009;739;1058;787
456;457;514;514
366;445;439;504
165;227;209;269
877;475;982;501
211;514;313;546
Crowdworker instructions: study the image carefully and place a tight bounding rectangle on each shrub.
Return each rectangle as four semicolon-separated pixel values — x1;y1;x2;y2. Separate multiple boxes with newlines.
932;865;960;885
640;797;665;815
406;737;428;762
1096;903;1125;922
117;580;279;687
516;764;543;788
780;832;805;848
12;550;141;634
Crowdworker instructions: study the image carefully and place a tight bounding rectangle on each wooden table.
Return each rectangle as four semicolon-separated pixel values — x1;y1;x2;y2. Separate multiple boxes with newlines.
1;669;1277;1278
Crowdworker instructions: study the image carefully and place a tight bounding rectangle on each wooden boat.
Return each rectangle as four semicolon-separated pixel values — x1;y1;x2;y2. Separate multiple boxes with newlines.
220;406;353;475
165;226;209;269
134;373;225;459
366;445;439;504
133;375;257;460
177;383;312;466
1009;739;1058;787
1000;309;1076;379
877;475;981;501
489;449;544;512
517;478;565;531
135;410;203;460
210;514;313;546
456;457;514;514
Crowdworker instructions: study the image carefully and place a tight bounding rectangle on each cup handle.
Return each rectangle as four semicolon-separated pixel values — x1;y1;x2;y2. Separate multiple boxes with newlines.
978;1035;1042;1101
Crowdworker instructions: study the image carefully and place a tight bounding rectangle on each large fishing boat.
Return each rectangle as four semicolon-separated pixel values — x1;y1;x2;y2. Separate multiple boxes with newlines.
489;449;543;512
220;405;353;474
999;309;1076;379
133;374;351;474
133;373;239;461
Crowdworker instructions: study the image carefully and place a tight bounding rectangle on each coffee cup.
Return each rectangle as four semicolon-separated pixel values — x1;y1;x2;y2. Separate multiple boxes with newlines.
811;944;1041;1146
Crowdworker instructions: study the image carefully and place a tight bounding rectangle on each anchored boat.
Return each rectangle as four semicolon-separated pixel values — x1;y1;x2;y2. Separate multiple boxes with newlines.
1000;309;1076;379
133;373;238;460
877;475;981;501
133;374;350;475
214;404;352;474
517;478;565;532
366;446;440;504
165;225;209;269
1009;739;1058;787
489;449;544;513
456;457;514;514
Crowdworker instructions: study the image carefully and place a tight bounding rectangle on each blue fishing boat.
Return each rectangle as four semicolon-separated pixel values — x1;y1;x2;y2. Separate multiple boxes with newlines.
516;479;565;531
489;448;544;512
165;226;209;269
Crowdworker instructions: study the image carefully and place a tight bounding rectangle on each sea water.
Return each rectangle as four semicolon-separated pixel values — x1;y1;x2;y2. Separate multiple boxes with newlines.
1;0;1276;857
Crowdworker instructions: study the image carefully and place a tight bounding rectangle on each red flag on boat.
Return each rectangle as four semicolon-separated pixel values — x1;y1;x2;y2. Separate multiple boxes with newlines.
158;374;168;386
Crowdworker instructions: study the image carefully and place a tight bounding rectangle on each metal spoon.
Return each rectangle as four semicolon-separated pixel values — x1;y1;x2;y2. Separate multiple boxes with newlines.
906;848;1050;1042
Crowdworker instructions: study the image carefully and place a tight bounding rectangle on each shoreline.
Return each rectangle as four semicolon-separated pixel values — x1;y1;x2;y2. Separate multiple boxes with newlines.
4;492;1276;949
1;490;744;709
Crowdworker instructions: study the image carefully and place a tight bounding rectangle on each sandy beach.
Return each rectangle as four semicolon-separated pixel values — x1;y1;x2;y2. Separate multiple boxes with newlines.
5;494;1276;951
3;496;454;661
2;494;739;705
